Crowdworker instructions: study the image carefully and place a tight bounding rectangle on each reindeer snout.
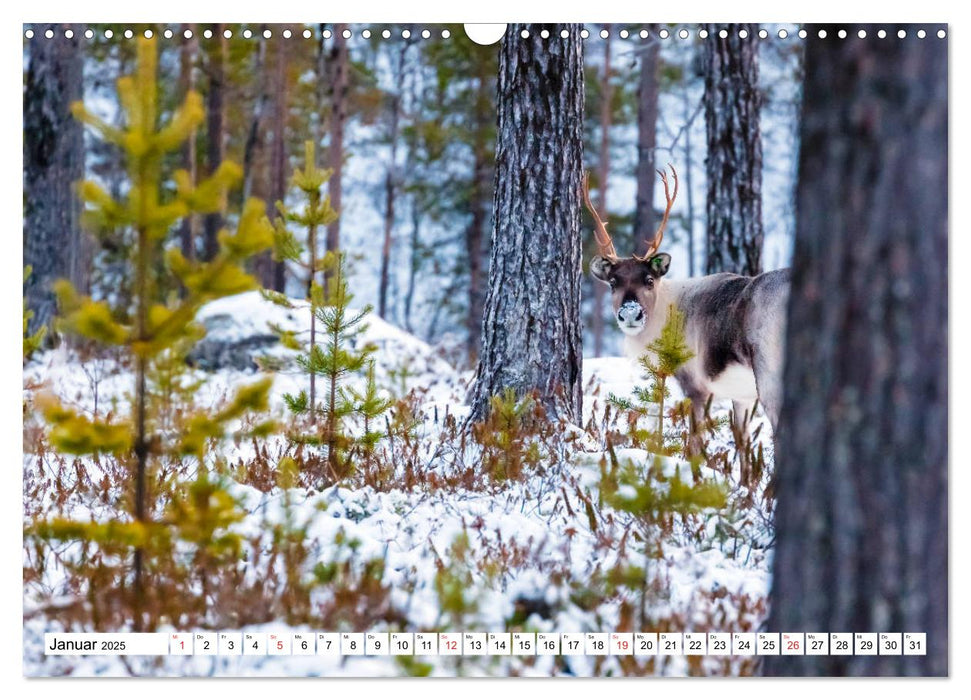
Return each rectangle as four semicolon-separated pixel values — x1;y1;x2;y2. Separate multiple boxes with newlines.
617;302;644;325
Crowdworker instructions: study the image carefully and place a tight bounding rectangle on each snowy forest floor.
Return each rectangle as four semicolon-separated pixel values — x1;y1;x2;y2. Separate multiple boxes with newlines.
23;292;776;677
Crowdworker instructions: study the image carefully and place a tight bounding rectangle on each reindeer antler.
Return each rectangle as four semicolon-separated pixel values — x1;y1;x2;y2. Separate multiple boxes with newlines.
635;164;679;261
582;172;618;261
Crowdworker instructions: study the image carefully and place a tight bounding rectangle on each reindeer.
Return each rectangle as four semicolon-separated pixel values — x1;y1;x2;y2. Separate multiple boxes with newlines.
584;165;790;454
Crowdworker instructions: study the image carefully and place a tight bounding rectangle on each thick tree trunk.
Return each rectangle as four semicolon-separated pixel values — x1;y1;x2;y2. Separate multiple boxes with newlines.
177;24;198;263
703;23;763;276
23;23;85;335
633;25;660;253
202;25;226;262
765;25;947;677
468;24;584;422
325;24;349;272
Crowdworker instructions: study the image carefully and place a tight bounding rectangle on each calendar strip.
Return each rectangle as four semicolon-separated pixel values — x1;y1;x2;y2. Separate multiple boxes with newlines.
43;632;927;657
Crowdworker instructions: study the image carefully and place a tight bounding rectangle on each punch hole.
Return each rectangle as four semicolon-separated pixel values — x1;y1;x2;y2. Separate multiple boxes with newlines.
464;24;506;45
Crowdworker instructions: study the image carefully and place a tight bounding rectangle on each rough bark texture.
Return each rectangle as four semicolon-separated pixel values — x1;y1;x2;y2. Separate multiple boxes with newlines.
23;23;85;335
765;25;947;677
468;24;584;422
633;25;660;253
703;23;763;276
202;26;226;262
326;25;348;266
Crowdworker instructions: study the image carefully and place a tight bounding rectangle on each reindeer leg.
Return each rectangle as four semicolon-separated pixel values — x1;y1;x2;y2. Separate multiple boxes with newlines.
685;389;710;460
753;352;782;437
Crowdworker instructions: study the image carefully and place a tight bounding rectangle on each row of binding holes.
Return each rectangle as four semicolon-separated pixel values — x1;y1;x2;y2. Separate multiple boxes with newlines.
26;26;946;41
565;27;947;40
24;27;452;40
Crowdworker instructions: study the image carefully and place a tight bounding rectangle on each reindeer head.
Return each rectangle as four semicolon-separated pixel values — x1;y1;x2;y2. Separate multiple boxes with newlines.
584;165;678;336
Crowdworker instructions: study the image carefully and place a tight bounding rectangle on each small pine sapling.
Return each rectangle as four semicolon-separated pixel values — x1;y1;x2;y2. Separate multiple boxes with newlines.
263;141;338;425
609;304;694;455
312;253;382;481
30;37;275;630
264;141;390;482
348;360;394;477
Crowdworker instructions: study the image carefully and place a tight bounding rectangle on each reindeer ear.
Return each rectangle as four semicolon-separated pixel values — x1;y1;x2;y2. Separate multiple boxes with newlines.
649;254;671;277
590;256;614;282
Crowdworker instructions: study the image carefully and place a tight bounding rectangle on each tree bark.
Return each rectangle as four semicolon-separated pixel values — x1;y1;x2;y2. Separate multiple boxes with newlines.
702;23;763;276
765;24;947;677
468;24;584;422
23;23;85;335
202;25;226;262
325;24;349;273
633;25;660;253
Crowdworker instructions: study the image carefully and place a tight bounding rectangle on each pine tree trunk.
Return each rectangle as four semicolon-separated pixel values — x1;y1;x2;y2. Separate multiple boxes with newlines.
23;23;85;336
765;25;947;677
702;23;763;276
177;24;198;263
468;24;584;422
264;33;289;292
591;31;612;358
325;25;348;272
633;25;660;253
202;25;226;262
